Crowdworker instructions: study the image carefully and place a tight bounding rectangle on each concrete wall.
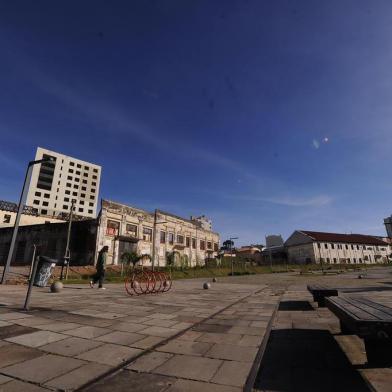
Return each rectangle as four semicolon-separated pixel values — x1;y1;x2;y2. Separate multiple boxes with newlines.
96;200;220;266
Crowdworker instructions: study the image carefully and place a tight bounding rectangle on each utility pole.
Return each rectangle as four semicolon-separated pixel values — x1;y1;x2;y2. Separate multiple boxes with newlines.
151;209;157;271
229;237;238;276
1;157;53;285
61;199;75;280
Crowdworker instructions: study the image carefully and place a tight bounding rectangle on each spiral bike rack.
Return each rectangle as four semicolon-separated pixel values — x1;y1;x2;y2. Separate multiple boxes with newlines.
125;268;172;296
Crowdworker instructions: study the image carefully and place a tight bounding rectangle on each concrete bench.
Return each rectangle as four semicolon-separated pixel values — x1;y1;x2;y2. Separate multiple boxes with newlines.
307;285;338;307
326;296;392;366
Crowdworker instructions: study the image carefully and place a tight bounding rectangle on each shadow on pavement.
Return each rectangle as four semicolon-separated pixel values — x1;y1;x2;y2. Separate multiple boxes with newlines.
278;301;314;311
254;329;370;392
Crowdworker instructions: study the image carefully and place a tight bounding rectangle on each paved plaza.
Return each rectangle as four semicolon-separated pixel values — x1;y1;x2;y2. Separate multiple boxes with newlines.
0;268;391;391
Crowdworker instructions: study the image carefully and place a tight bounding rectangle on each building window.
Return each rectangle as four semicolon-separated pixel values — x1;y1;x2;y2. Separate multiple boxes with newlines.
106;220;120;236
33;200;39;205
192;238;196;249
168;233;174;245
65;190;70;195
177;235;184;244
356;245;359;250
207;241;212;250
214;243;218;251
41;209;47;215
72;192;77;196
160;231;166;244
84;173;88;177
91;188;96;193
88;209;93;214
333;258;337;263
80;201;84;205
64;197;69;202
359;258;362;263
93;168;98;173
363;245;366;250
353;258;356;263
89;202;94;206
80;193;85;198
90;195;94;200
92;182;96;186
3;214;11;223
345;244;348;250
67;176;73;180
69;169;74;173
35;191;41;197
81;186;87;191
73;184;78;189
326;258;330;263
83;179;87;184
77;164;81;168
331;244;335;249
70;162;74;166
78;208;83;212
63;205;68;210
84;166;89;170
200;240;205;250
66;183;71;187
126;224;138;237
143;227;152;241
186;237;190;247
92;175;97;180
351;244;354;250
324;243;328;249
76;170;80;175
75;177;80;182
42;201;49;207
317;243;321;249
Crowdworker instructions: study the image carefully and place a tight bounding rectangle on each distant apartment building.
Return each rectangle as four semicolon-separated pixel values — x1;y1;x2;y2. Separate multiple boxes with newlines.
97;200;220;266
0;200;64;228
285;230;391;264
26;147;101;219
384;215;392;238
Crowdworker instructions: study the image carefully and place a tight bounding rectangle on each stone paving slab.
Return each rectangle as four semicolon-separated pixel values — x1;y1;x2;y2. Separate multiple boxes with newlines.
40;336;104;356
76;343;143;366
1;354;86;383
45;362;111;391
5;330;67;347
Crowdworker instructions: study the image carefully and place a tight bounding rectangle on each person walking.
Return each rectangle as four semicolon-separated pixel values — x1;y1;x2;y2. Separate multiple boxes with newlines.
90;246;108;289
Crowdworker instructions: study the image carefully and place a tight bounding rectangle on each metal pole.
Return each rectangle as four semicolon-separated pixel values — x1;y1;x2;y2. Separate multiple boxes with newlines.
61;199;75;280
231;241;234;276
24;255;39;311
1;164;33;284
28;244;37;280
151;209;157;271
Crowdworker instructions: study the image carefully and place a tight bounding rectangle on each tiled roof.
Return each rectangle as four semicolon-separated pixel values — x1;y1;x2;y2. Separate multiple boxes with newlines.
300;230;388;246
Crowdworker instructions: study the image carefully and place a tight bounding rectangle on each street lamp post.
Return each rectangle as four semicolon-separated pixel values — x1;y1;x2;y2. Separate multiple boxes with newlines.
61;199;75;280
151;210;167;271
1;157;54;284
229;237;238;276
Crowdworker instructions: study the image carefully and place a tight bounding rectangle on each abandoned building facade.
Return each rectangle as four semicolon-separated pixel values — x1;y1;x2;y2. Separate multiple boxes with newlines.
0;199;220;268
97;200;220;267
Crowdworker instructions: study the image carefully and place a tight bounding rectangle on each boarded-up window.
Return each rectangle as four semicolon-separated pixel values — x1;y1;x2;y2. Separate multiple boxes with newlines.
126;224;138;237
106;220;120;236
143;227;152;242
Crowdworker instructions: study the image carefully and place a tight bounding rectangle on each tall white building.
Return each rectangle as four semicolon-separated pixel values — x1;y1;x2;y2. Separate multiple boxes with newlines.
26;147;101;219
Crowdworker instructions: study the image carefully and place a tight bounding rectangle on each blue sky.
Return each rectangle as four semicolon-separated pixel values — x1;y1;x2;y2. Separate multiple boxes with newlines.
0;1;391;245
